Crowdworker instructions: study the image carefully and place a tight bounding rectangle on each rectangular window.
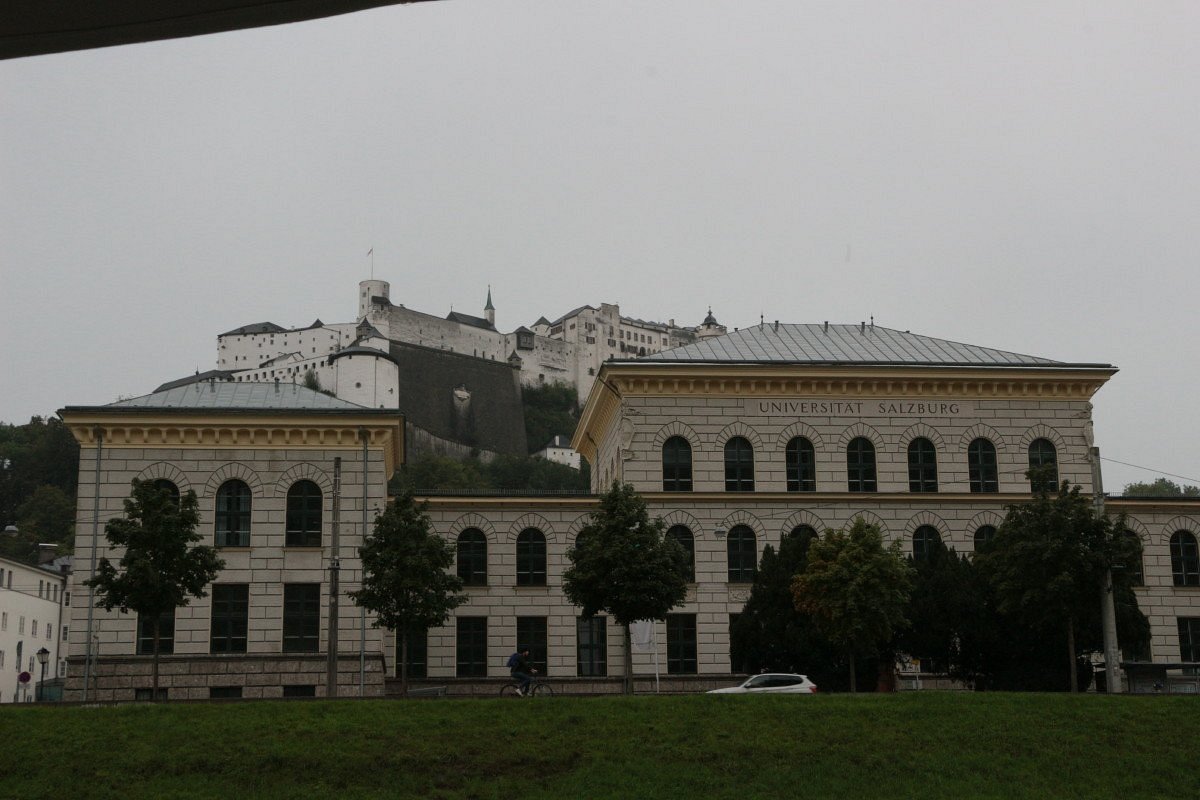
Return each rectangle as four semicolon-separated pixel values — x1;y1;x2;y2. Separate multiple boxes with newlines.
402;628;427;680
1;612;6;631
210;584;250;654
62;625;68;642
45;622;51;639
282;685;316;698
137;610;176;655
456;617;488;677
19;616;25;634
1179;618;1200;664
210;686;243;699
282;584;321;653
517;617;548;676
666;614;698;675
134;687;169;701
576;616;607;677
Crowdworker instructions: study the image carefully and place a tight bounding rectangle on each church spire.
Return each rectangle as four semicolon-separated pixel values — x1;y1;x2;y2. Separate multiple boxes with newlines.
484;285;495;327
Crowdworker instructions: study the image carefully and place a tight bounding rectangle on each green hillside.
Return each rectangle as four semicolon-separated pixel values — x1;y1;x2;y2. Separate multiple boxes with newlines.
2;693;1194;799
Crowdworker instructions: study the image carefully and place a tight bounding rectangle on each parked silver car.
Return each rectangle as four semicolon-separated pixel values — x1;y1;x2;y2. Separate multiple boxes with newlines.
707;673;818;694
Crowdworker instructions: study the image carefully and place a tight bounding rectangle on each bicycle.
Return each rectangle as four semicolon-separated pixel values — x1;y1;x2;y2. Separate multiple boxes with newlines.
500;676;554;697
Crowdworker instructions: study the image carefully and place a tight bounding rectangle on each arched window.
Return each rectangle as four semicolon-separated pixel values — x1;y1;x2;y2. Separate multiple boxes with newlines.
662;437;693;492
667;525;695;583
516;528;547;586
457;528;488;586
215;480;251;547
151;479;180;506
973;525;997;552
1123;530;1144;587
913;526;942;562
968;439;999;493
285;480;322;547
787;524;818;542
724;437;755;492
726;525;757;583
785;437;816;492
1028;438;1058;492
907;438;938;493
846;437;877;492
1170;531;1200;587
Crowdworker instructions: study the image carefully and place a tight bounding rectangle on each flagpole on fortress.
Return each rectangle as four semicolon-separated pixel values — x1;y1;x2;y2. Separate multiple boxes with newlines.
368;247;374;279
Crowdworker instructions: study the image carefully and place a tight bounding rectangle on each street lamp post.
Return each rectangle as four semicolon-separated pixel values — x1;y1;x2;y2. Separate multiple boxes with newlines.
36;647;50;701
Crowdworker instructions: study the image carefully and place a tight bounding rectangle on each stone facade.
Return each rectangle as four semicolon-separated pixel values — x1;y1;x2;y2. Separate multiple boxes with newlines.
59;386;402;701
0;556;68;703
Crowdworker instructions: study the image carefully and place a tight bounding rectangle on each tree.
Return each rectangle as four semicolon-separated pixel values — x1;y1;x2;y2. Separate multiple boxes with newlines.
562;481;689;694
791;518;914;692
84;479;224;699
349;490;467;695
17;484;76;550
1;415;80;538
977;469;1145;692
895;539;983;683
1122;477;1200;497
522;383;580;454
730;530;858;689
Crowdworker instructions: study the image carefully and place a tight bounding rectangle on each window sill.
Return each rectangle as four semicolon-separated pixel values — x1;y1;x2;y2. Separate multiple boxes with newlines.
216;546;252;551
283;546;324;552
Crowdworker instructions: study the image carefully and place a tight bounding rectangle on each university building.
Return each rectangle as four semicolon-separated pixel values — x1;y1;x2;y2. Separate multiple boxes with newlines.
60;323;1200;699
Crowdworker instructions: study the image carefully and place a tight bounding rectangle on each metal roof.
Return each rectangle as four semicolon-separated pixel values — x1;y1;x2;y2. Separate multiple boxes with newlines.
99;382;371;411
635;323;1110;368
445;311;494;330
219;322;287;337
154;369;236;392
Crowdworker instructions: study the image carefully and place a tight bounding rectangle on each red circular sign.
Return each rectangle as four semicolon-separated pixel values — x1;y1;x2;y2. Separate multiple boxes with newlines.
18;671;31;684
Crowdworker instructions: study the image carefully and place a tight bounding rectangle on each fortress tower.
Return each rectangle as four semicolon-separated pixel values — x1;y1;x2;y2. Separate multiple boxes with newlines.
358;279;391;320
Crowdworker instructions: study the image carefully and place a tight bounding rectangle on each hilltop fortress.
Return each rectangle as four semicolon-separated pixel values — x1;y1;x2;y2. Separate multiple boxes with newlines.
180;280;727;457
212;279;726;404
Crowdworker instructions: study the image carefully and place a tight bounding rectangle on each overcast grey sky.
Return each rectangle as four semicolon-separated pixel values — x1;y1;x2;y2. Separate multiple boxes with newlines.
2;0;1198;491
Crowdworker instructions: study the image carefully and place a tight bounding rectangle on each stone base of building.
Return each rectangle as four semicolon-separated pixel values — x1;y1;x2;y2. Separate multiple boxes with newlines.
389;674;743;696
63;653;387;702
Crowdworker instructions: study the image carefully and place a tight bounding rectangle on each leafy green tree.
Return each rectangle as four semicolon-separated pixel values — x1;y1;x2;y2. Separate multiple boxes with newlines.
390;452;590;495
486;454;590;492
1122;477;1200;497
563;481;689;694
390;454;493;495
16;484;76;550
977;469;1145;692
84;479;224;699
522;383;579;454
791;519;914;692
1;416;80;538
895;539;984;682
730;530;862;689
349;491;466;695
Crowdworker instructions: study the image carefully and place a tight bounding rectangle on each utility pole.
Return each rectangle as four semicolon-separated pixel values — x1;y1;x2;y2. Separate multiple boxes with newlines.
1092;446;1122;694
326;457;342;697
83;426;103;702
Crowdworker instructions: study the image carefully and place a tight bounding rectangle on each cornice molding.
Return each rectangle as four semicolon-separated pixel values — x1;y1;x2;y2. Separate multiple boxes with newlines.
604;367;1112;400
572;379;621;464
61;411;405;477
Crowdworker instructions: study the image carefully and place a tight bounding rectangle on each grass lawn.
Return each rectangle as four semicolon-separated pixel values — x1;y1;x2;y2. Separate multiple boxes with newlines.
2;692;1195;799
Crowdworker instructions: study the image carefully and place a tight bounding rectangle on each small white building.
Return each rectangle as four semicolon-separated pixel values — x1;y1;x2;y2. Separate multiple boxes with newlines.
533;435;581;470
0;554;69;702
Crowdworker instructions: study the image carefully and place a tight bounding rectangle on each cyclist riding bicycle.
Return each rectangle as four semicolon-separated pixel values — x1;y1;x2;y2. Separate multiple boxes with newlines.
506;648;536;696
